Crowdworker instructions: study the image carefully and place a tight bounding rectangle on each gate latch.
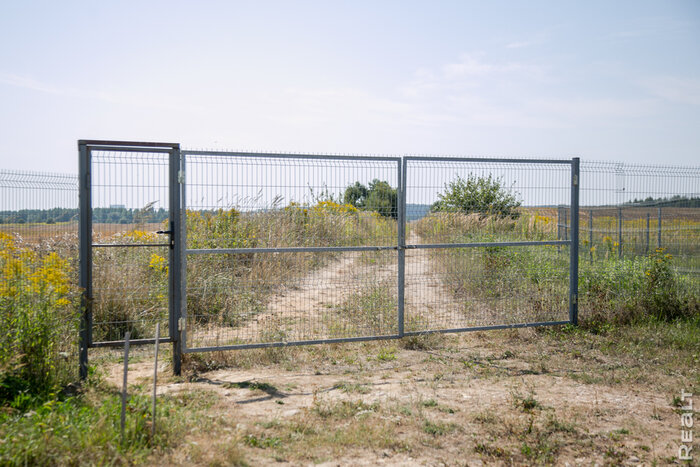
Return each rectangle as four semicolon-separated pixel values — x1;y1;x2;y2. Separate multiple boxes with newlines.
156;230;172;235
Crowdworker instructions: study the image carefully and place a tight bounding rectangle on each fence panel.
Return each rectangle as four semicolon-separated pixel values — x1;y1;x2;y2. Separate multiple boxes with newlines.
0;169;79;384
81;143;179;349
403;158;576;333
181;151;402;351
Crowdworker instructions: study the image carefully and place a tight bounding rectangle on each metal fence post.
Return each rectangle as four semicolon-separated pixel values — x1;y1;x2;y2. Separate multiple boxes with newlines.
645;213;650;254
657;206;662;249
589;209;593;262
78;141;91;380
397;158;406;337
169;146;182;376
569;158;580;326
618;207;623;258
557;206;561;240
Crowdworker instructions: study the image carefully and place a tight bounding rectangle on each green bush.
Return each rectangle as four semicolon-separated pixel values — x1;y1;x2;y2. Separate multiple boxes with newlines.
432;174;521;219
579;249;699;325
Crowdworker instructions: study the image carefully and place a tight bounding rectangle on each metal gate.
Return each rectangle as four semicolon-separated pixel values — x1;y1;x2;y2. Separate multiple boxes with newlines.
79;141;579;376
78;140;182;378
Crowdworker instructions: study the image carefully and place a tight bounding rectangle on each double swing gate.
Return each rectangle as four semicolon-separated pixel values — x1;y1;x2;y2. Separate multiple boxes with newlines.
79;140;579;377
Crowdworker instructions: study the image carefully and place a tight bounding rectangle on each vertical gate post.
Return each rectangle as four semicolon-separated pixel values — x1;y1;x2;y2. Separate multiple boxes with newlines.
618;207;623;258
78;141;91;380
569;158;580;326
589;209;594;262
645;213;650;254
397;158;406;337
657;206;662;249
169;145;182;375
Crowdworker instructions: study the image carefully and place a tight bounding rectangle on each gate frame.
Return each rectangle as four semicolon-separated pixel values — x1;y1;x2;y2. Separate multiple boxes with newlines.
79;140;579;378
401;156;580;335
179;150;404;353
78;140;183;379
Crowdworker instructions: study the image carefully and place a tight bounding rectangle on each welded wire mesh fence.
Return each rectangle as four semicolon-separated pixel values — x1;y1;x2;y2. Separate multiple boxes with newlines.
89;150;173;344
2;154;698;377
0;169;80;385
182;152;401;350
404;158;574;332
566;161;700;315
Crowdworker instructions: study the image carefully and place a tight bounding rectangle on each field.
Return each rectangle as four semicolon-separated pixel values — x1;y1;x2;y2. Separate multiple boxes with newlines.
1;202;698;465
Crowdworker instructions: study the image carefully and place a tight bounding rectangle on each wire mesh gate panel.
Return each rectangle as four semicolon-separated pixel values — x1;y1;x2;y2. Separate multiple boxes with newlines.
403;157;578;333
180;151;402;351
77;140;579;372
78;141;182;377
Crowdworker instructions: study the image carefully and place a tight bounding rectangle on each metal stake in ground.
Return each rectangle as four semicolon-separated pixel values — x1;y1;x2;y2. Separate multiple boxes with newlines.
121;331;131;445
152;323;160;439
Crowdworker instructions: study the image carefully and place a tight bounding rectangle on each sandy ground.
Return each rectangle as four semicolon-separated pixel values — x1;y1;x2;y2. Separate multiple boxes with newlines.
103;233;689;466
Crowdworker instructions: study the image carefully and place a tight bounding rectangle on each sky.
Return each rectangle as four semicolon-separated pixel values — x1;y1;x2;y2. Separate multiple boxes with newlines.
0;0;699;173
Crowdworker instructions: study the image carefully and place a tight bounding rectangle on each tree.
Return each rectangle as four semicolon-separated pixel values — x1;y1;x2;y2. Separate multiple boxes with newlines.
343;182;368;208
343;179;397;219
431;174;521;219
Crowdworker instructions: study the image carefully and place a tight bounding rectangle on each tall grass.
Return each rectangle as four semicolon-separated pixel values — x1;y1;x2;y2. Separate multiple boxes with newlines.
0;232;80;405
415;210;699;326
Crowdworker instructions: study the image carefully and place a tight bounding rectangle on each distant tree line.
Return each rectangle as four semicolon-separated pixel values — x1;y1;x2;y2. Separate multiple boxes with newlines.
624;196;700;208
0;206;169;224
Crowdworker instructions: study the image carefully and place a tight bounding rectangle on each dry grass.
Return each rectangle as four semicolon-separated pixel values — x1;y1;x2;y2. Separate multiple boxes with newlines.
83;317;699;465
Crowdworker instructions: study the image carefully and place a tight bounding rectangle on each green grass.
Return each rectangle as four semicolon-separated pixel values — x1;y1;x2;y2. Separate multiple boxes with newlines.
0;385;214;466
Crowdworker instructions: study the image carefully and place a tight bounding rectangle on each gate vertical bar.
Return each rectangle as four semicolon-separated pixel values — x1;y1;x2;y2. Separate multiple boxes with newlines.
397;158;406;337
645;213;650;254
589;210;593;262
618;207;623;258
657;206;662;248
78;141;91;380
179;153;188;356
169;145;182;375
569;157;580;326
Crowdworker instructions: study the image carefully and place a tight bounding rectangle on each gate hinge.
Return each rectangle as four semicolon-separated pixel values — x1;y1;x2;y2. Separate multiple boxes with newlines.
573;174;578;186
571;293;578;305
178;317;185;332
178;170;185;184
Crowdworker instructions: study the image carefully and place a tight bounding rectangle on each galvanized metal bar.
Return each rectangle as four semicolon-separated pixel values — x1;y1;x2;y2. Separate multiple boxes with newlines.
646;213;650;254
80;139;179;149
90;337;173;348
657;206;662;248
618;206;623;258
181;149;401;163
180;153;188;354
186;245;399;255
589;209;594;262
151;323;159;438
403;320;572;336
183;333;402;353
397;157;406;337
404;155;572;164
120;331;130;445
169;145;182;376
93;243;171;248
406;240;571;249
78;142;91;379
82;146;173;154
569;157;580;326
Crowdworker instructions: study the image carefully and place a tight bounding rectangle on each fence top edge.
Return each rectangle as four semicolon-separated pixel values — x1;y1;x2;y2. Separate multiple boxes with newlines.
181;150;403;162
79;140;179;149
404;156;573;164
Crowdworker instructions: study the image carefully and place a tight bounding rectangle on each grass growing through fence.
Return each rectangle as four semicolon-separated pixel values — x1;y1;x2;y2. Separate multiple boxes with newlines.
0;232;80;406
414;210;699;326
